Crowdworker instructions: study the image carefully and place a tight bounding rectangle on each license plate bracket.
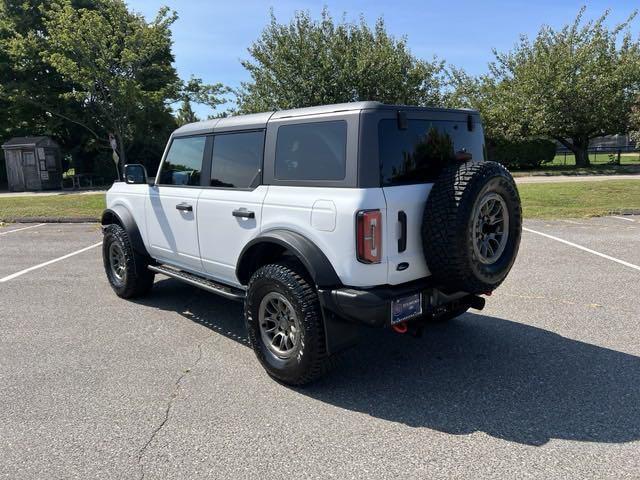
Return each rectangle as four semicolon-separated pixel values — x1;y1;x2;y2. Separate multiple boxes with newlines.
391;293;423;325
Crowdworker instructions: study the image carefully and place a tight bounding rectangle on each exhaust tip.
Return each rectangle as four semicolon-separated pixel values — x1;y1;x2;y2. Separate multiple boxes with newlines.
468;295;486;311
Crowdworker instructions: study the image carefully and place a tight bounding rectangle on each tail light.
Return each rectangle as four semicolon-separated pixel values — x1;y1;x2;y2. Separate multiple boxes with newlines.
356;209;382;264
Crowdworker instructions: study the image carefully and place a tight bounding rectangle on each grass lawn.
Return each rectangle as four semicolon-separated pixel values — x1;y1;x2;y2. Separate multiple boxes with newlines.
518;180;640;218
0;193;106;221
0;181;638;222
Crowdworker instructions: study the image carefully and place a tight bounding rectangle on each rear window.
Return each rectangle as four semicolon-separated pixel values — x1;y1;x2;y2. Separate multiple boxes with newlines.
275;121;347;181
379;119;484;186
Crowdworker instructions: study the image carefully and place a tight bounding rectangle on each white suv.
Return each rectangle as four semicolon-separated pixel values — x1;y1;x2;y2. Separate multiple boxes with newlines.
102;101;522;384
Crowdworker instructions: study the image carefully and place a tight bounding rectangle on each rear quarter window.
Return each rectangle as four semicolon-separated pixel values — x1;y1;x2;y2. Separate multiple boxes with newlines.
379;118;484;186
275;120;347;181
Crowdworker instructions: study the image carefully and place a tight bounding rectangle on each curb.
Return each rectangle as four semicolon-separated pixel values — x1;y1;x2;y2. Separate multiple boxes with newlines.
612;209;640;216
0;217;99;223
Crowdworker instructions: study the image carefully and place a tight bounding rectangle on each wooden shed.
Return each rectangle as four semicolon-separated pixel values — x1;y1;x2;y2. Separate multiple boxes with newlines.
1;136;62;191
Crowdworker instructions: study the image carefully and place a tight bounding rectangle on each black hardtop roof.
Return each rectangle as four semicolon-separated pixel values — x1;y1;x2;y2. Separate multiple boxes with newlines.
172;102;479;137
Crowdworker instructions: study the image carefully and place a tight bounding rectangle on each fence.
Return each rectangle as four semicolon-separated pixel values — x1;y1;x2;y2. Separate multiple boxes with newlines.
554;144;639;165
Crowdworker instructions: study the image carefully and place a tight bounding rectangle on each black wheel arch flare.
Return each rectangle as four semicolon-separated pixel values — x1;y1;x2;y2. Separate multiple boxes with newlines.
101;206;150;259
236;229;342;288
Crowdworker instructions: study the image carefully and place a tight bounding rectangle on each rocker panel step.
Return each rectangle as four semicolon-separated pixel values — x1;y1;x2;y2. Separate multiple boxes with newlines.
148;264;245;301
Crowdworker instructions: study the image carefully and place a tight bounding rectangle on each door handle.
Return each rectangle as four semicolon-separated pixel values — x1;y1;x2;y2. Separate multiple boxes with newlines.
232;209;255;219
398;211;407;253
176;203;193;212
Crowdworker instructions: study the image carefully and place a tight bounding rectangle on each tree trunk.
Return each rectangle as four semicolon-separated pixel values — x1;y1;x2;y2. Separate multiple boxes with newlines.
115;131;126;180
573;144;590;167
567;139;590;167
556;137;591;167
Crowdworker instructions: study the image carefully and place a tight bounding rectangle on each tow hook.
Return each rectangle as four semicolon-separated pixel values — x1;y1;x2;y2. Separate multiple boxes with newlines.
392;322;408;334
392;321;424;337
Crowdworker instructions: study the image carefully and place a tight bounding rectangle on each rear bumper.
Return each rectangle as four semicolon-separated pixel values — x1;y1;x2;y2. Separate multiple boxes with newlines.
318;279;483;328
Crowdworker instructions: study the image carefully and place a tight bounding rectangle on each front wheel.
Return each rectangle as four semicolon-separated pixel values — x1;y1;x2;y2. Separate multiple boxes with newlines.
245;262;334;385
102;224;155;298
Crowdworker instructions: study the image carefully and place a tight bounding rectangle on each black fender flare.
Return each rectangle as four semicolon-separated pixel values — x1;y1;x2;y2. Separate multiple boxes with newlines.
236;229;342;288
101;206;150;258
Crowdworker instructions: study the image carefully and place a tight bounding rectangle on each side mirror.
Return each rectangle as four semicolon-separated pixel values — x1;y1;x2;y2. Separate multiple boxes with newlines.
124;164;148;185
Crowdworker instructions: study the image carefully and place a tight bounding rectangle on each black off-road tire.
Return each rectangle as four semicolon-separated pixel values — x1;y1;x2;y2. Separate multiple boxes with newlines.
102;224;155;299
422;161;522;294
245;261;335;385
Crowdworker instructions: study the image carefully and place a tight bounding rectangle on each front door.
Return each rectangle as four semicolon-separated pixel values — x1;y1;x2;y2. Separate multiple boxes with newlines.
146;135;207;272
22;151;40;190
197;130;266;286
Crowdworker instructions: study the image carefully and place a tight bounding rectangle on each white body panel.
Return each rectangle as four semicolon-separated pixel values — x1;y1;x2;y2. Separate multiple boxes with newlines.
105;182;151;248
145;185;203;272
261;186;388;288
382;183;432;285
105;181;436;288
197;186;269;286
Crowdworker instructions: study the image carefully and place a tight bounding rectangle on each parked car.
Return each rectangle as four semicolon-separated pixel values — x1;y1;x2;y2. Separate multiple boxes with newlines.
101;101;522;385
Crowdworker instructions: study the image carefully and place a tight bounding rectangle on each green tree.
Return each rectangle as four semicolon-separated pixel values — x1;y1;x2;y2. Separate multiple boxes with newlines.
486;8;640;167
1;1;227;179
0;1;83;142
176;99;200;126
630;97;640;145
237;8;446;113
42;0;182;168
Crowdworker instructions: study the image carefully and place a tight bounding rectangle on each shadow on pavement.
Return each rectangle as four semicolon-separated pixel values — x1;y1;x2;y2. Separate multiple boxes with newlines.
141;278;640;446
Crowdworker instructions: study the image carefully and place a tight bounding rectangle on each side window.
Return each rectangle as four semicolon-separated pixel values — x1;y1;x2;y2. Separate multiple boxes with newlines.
210;131;264;188
159;136;206;186
275;120;347;181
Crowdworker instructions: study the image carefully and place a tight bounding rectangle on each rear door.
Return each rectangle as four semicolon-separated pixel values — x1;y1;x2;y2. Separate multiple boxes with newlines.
146;135;206;272
378;113;485;285
197;130;267;286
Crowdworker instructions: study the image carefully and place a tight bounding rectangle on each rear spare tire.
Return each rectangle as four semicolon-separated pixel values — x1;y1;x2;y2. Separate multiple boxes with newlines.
422;161;521;294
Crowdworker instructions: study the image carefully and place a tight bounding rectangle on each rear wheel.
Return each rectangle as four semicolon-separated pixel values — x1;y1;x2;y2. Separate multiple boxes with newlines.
102;224;155;298
245;262;334;385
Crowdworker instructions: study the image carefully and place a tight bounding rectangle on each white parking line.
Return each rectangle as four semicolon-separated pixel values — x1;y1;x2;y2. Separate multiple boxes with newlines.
523;227;640;273
0;242;103;283
0;223;46;236
612;216;636;223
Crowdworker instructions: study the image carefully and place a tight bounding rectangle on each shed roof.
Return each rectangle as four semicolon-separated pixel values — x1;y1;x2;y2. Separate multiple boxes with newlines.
2;136;59;149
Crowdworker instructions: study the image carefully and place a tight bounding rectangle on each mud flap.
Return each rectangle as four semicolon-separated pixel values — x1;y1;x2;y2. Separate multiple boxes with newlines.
319;305;360;355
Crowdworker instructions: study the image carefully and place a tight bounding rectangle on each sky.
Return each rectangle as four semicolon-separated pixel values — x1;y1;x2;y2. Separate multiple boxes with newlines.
126;0;639;117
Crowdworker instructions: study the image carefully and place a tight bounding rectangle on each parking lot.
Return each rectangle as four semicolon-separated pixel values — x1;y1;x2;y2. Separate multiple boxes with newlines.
1;217;639;479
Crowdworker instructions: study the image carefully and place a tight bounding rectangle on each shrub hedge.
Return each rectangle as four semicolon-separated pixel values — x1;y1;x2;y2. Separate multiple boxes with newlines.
486;138;556;169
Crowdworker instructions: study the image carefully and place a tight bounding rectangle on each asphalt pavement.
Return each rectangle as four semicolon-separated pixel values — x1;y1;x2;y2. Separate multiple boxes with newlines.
1;217;639;479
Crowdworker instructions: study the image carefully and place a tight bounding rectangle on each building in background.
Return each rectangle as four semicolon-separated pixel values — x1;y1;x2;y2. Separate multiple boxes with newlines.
1;137;62;192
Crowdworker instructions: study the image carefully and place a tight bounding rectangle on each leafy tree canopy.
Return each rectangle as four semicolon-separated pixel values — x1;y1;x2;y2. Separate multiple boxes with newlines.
42;0;181;165
481;7;640;166
176;98;200;126
237;8;446;113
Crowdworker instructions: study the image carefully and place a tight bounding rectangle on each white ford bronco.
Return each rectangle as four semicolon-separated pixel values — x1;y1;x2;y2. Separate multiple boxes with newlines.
102;101;522;385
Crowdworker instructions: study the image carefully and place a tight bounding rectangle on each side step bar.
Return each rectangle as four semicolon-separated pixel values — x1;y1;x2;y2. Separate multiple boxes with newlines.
148;264;245;301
